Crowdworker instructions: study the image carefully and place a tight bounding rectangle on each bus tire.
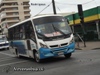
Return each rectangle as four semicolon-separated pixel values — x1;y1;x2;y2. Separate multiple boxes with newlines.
34;51;41;63
64;53;72;58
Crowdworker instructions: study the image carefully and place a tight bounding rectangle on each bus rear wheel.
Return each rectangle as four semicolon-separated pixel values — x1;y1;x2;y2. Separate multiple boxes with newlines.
34;51;41;63
64;53;72;58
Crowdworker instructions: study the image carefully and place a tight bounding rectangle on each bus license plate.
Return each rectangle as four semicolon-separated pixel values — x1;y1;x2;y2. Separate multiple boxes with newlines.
58;52;63;55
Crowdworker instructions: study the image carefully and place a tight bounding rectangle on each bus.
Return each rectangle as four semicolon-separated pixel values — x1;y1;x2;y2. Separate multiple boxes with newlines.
8;14;75;62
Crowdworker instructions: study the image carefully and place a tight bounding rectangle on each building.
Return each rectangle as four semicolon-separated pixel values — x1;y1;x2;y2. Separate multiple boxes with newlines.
65;6;100;41
0;0;31;35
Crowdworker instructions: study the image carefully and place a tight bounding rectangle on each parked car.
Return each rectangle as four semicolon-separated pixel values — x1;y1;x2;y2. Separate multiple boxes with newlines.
0;35;9;50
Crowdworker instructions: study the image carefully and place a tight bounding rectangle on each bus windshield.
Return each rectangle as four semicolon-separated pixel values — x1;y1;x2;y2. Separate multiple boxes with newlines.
33;16;72;40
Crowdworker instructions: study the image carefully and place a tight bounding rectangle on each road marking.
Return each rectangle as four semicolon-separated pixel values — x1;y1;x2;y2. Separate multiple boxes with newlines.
0;52;15;57
0;57;12;60
0;60;28;67
0;58;16;62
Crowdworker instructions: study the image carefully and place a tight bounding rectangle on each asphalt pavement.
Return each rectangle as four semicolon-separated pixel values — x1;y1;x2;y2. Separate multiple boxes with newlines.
0;48;100;75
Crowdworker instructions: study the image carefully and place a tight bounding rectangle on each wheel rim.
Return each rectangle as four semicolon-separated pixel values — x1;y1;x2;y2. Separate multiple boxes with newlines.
35;52;40;62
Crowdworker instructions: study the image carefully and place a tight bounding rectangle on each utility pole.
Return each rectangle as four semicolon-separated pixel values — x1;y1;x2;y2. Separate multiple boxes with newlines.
52;0;56;14
78;4;86;47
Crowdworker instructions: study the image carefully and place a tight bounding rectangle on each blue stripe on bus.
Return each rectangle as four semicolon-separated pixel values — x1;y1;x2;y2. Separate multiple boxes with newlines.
39;42;75;59
11;41;26;54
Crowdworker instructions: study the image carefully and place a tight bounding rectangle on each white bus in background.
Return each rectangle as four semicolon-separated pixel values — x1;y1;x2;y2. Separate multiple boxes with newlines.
8;14;75;62
0;35;9;50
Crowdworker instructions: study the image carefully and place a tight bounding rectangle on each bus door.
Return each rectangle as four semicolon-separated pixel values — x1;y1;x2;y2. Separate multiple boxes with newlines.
16;41;27;54
25;21;37;51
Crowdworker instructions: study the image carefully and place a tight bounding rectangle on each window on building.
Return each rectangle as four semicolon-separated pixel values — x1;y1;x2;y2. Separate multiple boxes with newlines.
13;12;19;15
13;7;18;10
25;16;30;19
14;17;19;20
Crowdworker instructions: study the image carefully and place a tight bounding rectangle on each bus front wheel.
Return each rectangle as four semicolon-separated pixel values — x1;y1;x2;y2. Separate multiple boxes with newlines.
34;52;41;63
64;53;72;58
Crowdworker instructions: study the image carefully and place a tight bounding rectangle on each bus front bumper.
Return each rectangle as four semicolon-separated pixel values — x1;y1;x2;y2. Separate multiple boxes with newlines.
39;42;75;59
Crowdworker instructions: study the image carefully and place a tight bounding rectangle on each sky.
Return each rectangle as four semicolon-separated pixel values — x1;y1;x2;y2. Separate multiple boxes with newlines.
0;0;100;17
29;0;100;17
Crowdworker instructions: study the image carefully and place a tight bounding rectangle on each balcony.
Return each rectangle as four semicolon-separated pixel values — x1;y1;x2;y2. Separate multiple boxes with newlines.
0;19;19;25
2;5;18;8
0;5;18;11
5;19;19;23
1;14;19;21
0;8;18;13
24;9;30;12
23;5;30;7
2;0;17;3
6;15;19;18
4;10;19;13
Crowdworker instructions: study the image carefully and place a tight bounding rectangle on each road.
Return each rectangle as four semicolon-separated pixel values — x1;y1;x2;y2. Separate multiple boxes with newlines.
0;49;100;75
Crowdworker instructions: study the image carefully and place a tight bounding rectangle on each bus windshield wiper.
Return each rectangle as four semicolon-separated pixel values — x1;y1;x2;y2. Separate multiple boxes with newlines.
36;31;53;41
52;24;67;36
36;31;48;38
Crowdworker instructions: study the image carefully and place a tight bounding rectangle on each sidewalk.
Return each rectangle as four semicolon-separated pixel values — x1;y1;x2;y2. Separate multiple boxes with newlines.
75;41;100;50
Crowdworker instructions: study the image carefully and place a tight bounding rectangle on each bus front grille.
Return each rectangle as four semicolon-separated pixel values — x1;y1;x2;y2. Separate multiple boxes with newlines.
50;45;58;48
61;43;68;46
50;43;68;49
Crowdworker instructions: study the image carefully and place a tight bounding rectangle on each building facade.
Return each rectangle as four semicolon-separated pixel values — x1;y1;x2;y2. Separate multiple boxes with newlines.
0;0;31;35
65;6;100;41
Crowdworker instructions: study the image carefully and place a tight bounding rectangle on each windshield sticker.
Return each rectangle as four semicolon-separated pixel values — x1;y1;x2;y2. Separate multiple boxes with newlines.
44;32;62;37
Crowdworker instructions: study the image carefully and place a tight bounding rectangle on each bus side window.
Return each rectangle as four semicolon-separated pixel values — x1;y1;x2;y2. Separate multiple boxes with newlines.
8;28;13;40
29;24;35;39
19;25;25;39
14;26;20;40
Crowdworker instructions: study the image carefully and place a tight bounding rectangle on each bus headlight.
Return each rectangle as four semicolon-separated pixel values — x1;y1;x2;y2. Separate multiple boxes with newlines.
40;43;48;48
69;38;74;44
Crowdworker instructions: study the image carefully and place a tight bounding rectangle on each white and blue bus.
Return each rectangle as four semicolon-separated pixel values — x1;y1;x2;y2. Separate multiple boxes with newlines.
8;14;75;62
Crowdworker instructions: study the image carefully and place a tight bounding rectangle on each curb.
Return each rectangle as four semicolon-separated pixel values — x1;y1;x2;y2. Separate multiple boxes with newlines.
92;48;100;50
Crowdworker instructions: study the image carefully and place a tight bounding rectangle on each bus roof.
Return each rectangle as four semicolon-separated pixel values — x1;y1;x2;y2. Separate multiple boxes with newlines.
8;14;62;29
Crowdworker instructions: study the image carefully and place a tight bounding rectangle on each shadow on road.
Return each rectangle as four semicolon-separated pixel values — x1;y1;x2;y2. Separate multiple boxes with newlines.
92;47;100;50
14;55;75;64
0;49;9;51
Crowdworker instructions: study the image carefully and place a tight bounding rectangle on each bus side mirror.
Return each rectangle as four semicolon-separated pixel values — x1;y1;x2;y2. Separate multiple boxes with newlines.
73;33;75;35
